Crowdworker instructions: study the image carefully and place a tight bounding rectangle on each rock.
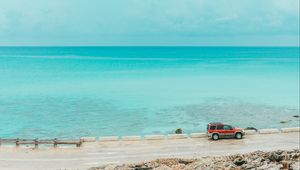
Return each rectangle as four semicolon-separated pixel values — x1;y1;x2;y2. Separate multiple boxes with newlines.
280;120;290;124
281;160;290;169
175;128;182;134
244;164;255;169
194;159;208;170
257;163;281;170
291;162;300;170
252;157;263;166
245;127;258;131
235;158;247;166
275;150;284;155
178;159;193;165
104;164;118;170
293;115;299;118
224;162;231;167
131;164;152;170
171;163;185;170
88;167;102;170
89;150;300;170
292;153;300;159
268;153;284;162
154;165;172;170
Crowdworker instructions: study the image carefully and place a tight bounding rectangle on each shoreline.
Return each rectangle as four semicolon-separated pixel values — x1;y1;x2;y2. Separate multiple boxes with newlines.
0;127;299;148
0;131;299;169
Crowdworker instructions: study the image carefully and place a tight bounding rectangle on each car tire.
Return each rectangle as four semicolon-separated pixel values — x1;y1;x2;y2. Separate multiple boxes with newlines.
212;133;219;140
235;132;243;139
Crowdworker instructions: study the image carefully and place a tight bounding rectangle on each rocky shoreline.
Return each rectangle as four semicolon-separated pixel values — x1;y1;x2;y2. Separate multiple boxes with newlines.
89;149;300;170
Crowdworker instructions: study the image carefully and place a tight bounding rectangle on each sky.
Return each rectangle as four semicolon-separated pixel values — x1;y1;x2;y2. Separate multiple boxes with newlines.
0;0;299;46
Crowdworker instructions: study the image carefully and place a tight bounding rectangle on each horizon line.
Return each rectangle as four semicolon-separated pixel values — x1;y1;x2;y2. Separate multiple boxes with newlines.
0;45;299;48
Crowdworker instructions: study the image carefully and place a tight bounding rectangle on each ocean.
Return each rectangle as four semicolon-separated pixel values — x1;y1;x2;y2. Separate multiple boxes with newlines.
0;47;299;139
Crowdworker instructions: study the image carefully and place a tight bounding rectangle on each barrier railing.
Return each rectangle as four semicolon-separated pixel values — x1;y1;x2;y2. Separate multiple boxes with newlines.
0;138;82;148
0;127;299;148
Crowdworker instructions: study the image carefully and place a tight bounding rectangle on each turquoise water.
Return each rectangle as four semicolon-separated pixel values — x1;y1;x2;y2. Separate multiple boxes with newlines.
0;47;299;139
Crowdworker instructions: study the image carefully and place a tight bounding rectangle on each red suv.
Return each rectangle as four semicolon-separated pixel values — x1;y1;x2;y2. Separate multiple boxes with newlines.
207;122;245;140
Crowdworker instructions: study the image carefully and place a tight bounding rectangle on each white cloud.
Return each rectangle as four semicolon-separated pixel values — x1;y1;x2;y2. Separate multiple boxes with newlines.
0;0;298;45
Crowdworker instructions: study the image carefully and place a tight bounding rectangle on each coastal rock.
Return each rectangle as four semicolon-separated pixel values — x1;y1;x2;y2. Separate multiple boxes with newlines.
245;127;258;131
244;164;255;169
130;164;152;170
178;159;193;165
153;165;171;170
275;150;283;155
234;157;247;166
281;160;291;169
257;163;281;170
291;152;300;159
280;120;289;124
291;162;300;170
193;159;208;170
224;162;231;167
252;158;263;167
104;164;119;170
170;163;185;170
268;153;283;162
91;150;300;170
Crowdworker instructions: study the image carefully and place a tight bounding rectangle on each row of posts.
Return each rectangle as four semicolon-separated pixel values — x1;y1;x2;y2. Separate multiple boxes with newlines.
0;138;81;148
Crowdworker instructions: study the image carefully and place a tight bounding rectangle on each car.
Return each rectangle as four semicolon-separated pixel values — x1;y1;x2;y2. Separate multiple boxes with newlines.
207;122;245;140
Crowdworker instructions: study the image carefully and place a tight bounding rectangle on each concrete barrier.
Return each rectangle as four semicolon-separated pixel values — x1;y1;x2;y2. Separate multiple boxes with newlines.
144;135;165;140
85;127;300;143
258;128;280;134
189;133;207;138
80;137;97;142
281;127;300;133
121;136;142;141
244;130;257;135
99;136;119;142
167;134;188;139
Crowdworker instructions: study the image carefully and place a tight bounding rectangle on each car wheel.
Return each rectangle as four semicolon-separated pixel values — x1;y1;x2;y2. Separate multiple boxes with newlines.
235;132;242;139
212;133;219;140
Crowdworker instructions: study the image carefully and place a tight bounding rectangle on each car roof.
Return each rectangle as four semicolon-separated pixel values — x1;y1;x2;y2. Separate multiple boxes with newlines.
208;122;229;125
208;122;223;124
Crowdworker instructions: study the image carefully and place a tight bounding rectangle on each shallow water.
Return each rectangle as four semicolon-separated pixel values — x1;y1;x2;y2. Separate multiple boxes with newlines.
0;47;299;138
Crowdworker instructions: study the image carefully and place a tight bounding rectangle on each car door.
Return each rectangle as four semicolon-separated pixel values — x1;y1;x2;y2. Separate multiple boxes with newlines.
223;125;235;138
216;125;225;138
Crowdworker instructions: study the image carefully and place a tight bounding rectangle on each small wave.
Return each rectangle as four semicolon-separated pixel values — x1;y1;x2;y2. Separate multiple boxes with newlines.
0;55;205;61
1;55;298;62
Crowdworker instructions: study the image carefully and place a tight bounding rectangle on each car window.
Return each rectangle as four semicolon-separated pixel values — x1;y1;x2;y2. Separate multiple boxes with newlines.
224;125;232;130
217;125;224;130
210;125;216;130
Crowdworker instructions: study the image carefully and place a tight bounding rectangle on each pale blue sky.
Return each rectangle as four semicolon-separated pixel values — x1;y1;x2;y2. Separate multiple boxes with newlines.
0;0;299;46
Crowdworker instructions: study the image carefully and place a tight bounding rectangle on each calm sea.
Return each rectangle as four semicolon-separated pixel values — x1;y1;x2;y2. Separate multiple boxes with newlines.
0;47;299;138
